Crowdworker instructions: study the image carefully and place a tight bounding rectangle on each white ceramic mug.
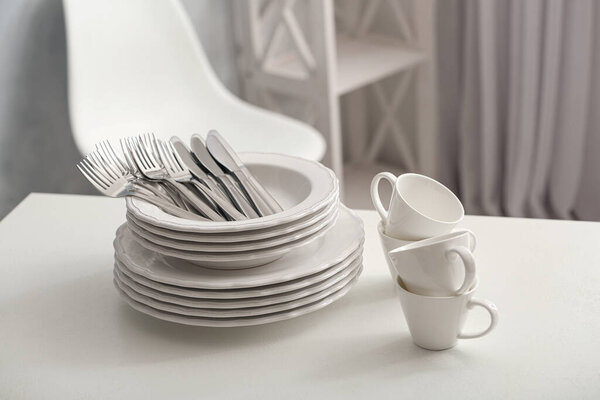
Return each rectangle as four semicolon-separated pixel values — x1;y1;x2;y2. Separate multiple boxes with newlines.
376;221;413;280
370;172;464;240
395;277;498;351
388;230;477;296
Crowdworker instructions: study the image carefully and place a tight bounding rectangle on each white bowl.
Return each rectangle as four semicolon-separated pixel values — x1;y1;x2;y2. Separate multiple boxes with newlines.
126;153;338;233
124;194;338;243
125;203;339;252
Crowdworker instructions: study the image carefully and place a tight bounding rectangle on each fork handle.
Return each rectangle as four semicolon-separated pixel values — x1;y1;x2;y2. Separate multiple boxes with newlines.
167;179;226;221
132;193;208;221
190;181;247;221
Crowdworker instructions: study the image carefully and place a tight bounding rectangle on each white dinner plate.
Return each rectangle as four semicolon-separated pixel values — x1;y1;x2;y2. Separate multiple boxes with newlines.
124;194;339;243
126;153;338;233
127;209;337;269
114;271;360;327
114;244;363;299
113;256;362;309
113;206;364;289
126;205;339;253
114;263;362;318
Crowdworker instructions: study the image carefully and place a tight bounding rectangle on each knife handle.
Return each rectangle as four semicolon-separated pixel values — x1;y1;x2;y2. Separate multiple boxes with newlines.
240;167;283;214
233;171;274;216
218;175;260;218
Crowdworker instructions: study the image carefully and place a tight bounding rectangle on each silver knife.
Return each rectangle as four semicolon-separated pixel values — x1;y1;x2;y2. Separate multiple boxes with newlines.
170;137;247;221
189;134;260;219
205;130;283;215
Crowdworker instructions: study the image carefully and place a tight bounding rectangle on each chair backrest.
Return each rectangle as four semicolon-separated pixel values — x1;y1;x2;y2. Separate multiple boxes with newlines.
63;0;238;154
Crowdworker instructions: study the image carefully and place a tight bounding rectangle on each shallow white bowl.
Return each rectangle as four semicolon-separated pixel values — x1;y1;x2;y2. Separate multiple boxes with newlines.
126;153;338;233
124;194;338;243
125;204;339;253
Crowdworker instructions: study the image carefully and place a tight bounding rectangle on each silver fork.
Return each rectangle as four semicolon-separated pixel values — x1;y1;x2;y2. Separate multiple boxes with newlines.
77;151;207;220
93;139;176;204
128;135;225;221
155;139;247;221
120;136;190;209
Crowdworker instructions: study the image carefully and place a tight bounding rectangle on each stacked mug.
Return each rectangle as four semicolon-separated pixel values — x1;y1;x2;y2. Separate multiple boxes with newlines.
371;173;498;351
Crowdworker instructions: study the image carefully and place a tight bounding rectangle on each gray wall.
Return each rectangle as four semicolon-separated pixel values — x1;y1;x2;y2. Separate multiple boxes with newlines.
0;0;236;218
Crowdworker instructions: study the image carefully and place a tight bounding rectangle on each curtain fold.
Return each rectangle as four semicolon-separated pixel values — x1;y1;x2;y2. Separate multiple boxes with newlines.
442;0;600;220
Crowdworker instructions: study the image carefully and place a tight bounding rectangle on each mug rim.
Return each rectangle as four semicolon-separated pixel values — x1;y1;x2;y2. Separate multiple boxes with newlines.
396;275;479;299
389;229;473;254
394;173;464;225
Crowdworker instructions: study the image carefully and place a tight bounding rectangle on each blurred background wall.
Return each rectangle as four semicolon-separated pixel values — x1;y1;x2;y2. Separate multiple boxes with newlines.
2;0;600;221
0;0;236;218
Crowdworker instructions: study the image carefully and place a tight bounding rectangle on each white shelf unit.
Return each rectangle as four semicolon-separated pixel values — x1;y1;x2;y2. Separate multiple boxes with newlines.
234;0;438;194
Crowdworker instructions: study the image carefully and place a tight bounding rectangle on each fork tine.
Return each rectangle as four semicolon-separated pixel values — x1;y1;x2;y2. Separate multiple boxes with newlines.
77;164;107;193
78;161;108;190
128;137;148;170
82;157;111;186
156;140;175;173
93;147;121;179
134;136;153;169
139;135;158;168
149;134;163;165
120;138;137;173
102;140;128;174
94;143;117;173
85;153;113;182
89;150;118;180
147;134;162;168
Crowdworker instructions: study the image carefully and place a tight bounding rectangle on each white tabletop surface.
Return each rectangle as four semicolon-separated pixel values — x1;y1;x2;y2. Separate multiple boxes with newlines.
1;193;599;399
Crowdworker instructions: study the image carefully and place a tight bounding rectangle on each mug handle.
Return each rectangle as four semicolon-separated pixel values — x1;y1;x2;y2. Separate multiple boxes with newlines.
370;172;397;221
463;229;477;251
445;246;477;295
458;298;499;339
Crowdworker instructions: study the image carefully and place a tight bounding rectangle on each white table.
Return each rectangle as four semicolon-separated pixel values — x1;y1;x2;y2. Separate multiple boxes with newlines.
1;193;599;399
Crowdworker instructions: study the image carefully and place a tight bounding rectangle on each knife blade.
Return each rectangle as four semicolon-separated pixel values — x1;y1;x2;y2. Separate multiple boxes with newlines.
170;137;212;182
190;134;260;219
206;130;283;214
170;136;247;221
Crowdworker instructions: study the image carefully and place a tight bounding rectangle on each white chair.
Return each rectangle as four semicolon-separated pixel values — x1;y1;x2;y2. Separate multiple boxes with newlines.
62;0;325;160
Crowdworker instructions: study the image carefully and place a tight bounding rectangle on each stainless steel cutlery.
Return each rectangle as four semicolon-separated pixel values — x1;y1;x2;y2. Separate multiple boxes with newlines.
206;130;283;216
78;131;284;221
189;134;260;219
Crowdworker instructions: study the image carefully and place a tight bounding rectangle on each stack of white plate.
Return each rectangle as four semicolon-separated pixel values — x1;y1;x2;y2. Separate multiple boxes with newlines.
113;206;364;327
125;153;339;269
113;153;365;326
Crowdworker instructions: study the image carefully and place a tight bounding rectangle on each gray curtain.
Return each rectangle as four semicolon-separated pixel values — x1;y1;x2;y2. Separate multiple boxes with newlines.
0;0;237;219
437;0;600;220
